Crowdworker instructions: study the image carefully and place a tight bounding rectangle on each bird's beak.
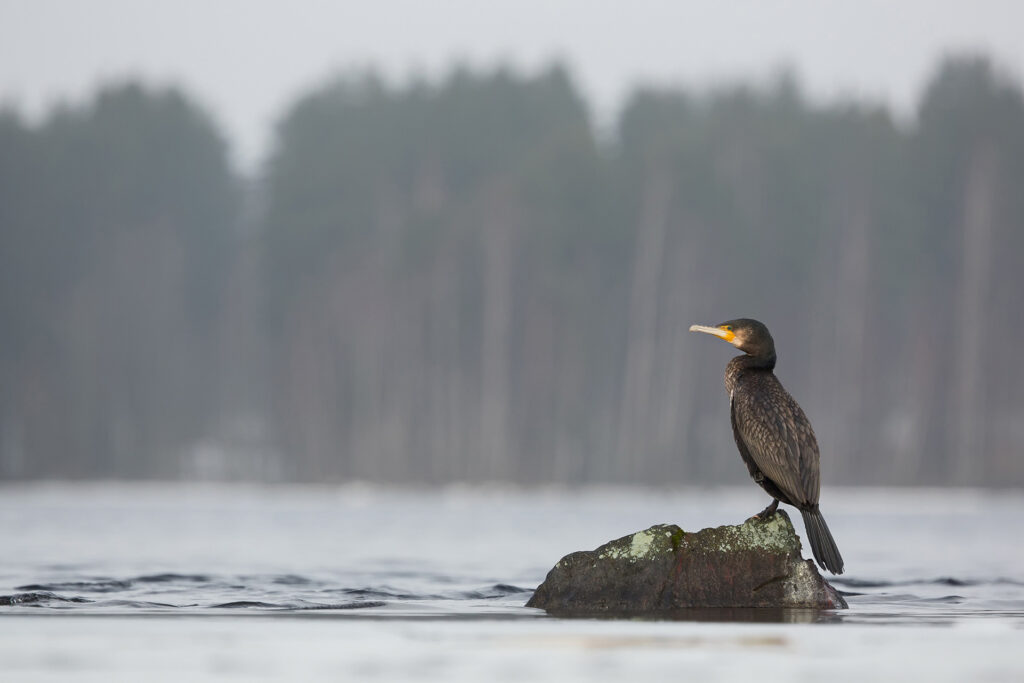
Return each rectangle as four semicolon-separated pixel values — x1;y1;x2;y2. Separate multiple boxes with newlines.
689;324;736;343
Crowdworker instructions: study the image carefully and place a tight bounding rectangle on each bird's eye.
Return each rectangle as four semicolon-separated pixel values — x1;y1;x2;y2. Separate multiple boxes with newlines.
723;325;733;331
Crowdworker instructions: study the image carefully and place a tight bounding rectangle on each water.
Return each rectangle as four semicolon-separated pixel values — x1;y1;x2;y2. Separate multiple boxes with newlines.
1;483;1023;681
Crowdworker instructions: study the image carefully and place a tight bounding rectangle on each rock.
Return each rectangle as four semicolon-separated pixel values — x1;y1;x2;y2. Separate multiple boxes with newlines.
526;510;847;614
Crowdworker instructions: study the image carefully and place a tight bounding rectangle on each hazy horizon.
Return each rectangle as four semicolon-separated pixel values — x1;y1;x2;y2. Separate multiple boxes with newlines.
3;0;1023;171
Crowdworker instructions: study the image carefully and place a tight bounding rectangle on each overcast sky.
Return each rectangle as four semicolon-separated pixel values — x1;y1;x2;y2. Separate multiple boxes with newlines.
2;0;1022;172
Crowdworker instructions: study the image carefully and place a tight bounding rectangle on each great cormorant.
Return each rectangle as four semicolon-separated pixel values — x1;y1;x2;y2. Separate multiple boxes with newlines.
690;318;844;574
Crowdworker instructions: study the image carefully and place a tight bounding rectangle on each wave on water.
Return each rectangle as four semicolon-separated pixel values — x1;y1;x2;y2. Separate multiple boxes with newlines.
3;570;1022;624
210;600;387;610
831;576;1024;589
0;591;92;606
0;572;536;613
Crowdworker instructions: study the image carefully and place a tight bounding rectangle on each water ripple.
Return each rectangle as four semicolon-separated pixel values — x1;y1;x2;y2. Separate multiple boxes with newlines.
2;570;1022;624
0;591;93;606
0;572;535;614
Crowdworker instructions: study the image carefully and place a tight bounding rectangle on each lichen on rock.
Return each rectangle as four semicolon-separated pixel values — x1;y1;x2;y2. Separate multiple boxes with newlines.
526;510;846;614
597;525;676;561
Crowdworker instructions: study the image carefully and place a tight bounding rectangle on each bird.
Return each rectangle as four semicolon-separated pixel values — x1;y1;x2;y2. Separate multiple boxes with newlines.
689;318;844;574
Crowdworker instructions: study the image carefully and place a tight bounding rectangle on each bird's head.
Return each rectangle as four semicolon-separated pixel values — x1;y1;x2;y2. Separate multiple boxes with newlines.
689;318;776;361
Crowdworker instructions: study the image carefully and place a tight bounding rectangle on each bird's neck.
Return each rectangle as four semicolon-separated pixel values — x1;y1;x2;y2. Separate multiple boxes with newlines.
726;353;777;392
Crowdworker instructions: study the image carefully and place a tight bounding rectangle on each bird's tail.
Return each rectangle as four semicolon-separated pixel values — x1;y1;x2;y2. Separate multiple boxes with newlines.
800;507;844;575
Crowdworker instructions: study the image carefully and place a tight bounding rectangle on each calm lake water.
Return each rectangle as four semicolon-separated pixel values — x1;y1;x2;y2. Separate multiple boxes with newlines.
1;483;1022;681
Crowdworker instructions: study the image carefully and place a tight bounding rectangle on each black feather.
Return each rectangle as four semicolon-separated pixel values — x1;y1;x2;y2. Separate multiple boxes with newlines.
801;508;845;574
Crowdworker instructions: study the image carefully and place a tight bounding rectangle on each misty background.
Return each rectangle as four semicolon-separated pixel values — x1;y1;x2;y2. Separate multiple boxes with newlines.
2;3;1023;487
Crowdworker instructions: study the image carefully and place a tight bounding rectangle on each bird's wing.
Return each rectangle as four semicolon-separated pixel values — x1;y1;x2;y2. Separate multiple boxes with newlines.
729;390;765;483
730;388;819;506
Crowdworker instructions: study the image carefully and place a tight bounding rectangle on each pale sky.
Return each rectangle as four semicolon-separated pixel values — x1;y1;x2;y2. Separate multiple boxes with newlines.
2;0;1022;172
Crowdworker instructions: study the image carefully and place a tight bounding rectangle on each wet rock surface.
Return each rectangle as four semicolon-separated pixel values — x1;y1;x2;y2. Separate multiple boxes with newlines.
527;511;847;614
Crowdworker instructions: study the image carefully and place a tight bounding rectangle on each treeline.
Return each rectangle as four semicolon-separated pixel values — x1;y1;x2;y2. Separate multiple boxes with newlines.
2;56;1023;485
0;85;236;478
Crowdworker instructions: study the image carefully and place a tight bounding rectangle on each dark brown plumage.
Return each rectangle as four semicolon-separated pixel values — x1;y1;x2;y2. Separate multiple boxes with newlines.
690;318;844;574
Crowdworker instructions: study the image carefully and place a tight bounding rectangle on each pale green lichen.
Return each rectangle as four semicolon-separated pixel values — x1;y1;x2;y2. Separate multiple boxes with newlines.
693;513;800;555
597;525;677;562
628;528;656;557
591;514;799;563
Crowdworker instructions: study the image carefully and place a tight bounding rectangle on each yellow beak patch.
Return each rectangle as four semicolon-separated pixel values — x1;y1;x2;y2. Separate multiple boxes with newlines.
689;324;736;343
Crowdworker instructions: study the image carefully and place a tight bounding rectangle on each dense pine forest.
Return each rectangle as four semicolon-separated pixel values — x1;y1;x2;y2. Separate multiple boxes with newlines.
2;55;1022;485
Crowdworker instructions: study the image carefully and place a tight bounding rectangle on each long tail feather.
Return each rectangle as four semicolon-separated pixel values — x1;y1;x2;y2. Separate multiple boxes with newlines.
800;508;844;574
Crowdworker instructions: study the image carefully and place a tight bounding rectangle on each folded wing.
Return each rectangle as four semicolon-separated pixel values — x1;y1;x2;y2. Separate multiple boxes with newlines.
730;386;820;507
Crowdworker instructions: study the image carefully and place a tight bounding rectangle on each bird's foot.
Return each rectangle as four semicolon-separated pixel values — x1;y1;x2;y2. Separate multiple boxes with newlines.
747;499;780;522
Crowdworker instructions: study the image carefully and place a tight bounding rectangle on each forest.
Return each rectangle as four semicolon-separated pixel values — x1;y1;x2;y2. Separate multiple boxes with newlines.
1;54;1022;486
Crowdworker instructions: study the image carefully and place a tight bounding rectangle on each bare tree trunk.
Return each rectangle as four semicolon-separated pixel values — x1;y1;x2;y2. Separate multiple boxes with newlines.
478;185;516;480
615;166;672;480
953;143;997;484
830;199;871;482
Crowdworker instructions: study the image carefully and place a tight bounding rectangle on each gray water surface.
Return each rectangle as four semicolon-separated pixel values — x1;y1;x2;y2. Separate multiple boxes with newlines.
1;484;1022;681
